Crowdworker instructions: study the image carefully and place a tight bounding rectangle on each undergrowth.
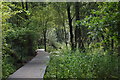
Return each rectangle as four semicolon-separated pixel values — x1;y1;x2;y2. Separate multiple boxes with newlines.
44;48;119;79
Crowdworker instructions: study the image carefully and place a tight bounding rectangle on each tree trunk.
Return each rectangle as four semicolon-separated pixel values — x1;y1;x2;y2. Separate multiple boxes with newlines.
75;2;80;49
25;2;28;19
67;3;74;50
21;2;24;9
117;26;120;55
63;22;67;47
43;29;47;51
25;2;28;10
75;2;84;50
111;38;114;51
118;2;120;56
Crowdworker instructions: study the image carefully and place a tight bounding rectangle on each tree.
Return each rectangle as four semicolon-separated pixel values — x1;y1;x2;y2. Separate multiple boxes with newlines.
29;3;54;51
81;2;119;54
66;3;74;50
74;2;84;50
117;2;120;56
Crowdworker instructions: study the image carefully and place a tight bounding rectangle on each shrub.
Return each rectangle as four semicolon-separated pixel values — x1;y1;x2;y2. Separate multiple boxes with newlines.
44;48;119;78
2;44;17;79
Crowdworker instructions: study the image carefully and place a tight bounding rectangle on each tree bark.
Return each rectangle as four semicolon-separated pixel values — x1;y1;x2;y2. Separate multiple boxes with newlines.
63;22;67;47
25;2;28;19
111;38;114;51
25;2;28;10
43;29;47;51
75;2;80;48
21;2;24;9
75;2;84;50
67;3;74;50
118;2;120;56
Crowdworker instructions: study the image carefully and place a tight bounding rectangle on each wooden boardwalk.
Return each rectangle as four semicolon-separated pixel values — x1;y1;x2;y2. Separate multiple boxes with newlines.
8;49;50;80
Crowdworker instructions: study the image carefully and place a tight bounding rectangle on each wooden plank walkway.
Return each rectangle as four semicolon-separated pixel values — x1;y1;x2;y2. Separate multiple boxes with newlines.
8;49;50;80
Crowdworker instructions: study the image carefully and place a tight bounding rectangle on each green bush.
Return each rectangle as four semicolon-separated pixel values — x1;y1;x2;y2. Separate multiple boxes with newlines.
2;44;16;79
5;28;38;56
2;56;16;79
2;27;39;79
44;49;119;78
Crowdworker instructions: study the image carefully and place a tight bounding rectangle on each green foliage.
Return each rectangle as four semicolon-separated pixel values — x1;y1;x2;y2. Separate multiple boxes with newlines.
2;27;38;78
2;55;16;79
44;48;119;78
79;2;119;51
2;43;17;79
2;2;120;79
5;27;37;55
1;2;18;79
2;2;39;79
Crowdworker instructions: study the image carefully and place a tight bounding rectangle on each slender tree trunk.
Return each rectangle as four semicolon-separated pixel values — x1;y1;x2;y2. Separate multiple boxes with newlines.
118;30;120;56
75;2;79;48
117;2;120;56
25;2;28;19
25;2;28;10
111;38;114;51
67;3;74;50
63;22;67;47
21;2;24;9
43;29;47;51
101;34;106;51
118;32;120;56
75;2;84;50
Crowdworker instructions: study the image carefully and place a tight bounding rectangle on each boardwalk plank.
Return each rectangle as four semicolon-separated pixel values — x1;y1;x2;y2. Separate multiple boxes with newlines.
8;51;50;80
